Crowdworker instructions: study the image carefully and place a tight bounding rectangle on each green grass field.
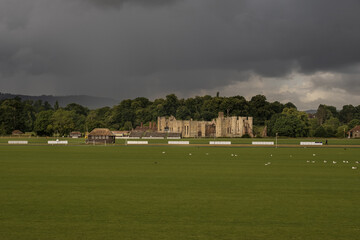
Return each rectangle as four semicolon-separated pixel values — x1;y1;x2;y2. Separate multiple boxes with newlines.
0;145;359;239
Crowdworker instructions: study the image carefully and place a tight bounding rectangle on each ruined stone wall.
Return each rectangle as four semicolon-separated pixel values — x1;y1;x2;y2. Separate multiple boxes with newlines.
215;112;224;137
158;116;185;136
200;122;206;137
247;117;254;137
231;117;237;136
158;112;253;138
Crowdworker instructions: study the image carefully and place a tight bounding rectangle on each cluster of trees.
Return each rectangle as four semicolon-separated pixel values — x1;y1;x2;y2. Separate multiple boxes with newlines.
267;104;360;138
0;97;89;136
0;95;359;137
310;104;360;137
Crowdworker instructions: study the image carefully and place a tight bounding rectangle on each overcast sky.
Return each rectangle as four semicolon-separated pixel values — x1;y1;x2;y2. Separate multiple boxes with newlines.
1;0;360;109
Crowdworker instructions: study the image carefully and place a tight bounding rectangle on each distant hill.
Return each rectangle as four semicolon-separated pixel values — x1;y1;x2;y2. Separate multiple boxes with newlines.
305;109;317;114
0;93;118;109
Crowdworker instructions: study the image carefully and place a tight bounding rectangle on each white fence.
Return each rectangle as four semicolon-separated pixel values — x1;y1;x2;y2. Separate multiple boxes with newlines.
300;142;323;146
126;141;149;145
48;140;68;145
209;141;231;145
8;141;28;144
168;141;190;145
252;141;274;145
167;137;181;139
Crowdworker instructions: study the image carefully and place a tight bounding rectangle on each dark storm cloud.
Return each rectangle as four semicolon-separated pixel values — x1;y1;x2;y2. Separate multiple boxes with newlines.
0;0;360;108
82;0;181;8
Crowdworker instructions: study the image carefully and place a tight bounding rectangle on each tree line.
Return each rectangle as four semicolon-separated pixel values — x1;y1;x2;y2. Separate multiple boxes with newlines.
0;95;359;137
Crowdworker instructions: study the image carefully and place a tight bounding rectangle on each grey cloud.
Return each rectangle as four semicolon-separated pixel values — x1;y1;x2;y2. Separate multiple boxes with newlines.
0;0;360;108
0;0;32;30
310;65;360;95
81;0;181;8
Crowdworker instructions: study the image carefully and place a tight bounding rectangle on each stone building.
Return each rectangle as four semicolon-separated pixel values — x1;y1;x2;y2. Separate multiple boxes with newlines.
112;131;130;137
87;128;115;144
70;131;81;138
348;125;360;138
135;121;157;131
12;130;24;136
157;112;253;138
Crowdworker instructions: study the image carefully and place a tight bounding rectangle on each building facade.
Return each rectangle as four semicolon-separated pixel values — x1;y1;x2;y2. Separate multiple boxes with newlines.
87;128;115;144
12;130;24;136
157;112;253;138
70;131;81;138
348;125;360;138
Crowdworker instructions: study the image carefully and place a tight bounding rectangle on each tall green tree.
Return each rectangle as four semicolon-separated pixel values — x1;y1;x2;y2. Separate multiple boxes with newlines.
249;95;271;125
51;109;76;136
65;103;89;116
336;125;349;138
163;94;180;116
321;117;340;137
348;119;360;129
123;121;133;131
268;108;310;137
0;98;34;134
315;104;335;125
339;105;356;123
176;106;191;120
34;110;54;136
